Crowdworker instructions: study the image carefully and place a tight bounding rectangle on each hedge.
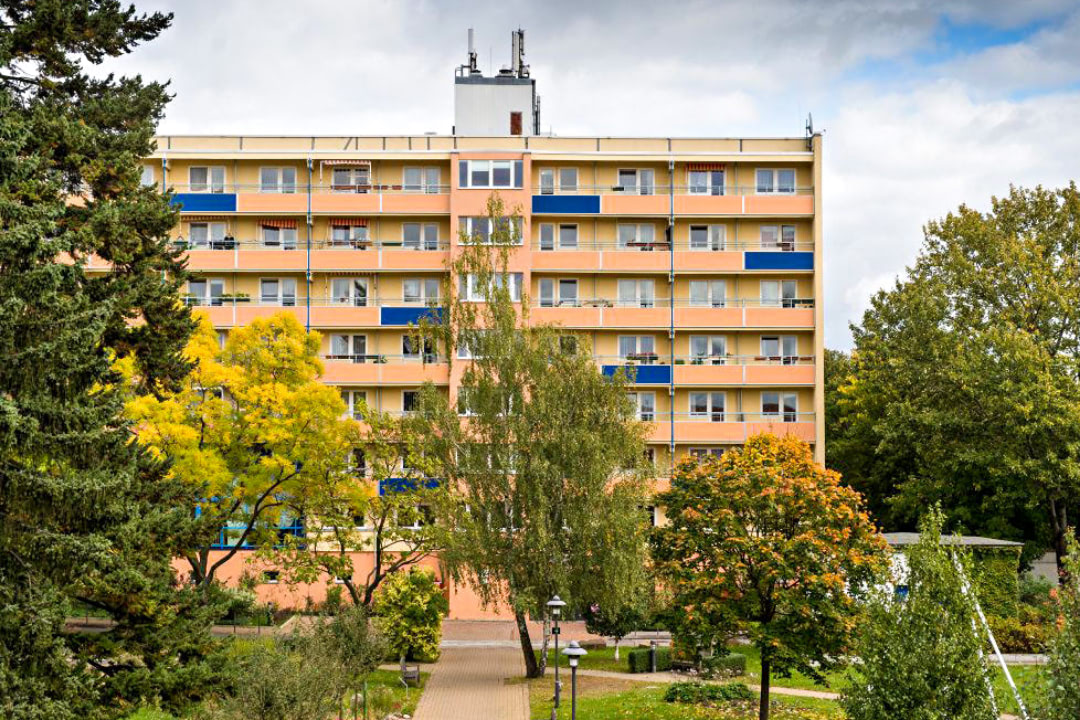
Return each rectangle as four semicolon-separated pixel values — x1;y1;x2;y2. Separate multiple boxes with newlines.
705;652;747;677
664;681;754;704
971;547;1022;619
627;646;672;673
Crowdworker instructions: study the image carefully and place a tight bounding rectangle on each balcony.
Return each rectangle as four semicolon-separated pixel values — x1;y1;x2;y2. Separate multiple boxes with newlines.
173;238;450;272
166;183;452;215
527;240;814;273
647;411;817;444
321;354;450;385
530;185;814;217
599;355;815;386
530;298;815;329
184;296;441;328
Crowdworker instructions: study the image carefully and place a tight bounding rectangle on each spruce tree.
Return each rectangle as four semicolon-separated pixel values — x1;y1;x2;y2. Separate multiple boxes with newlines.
0;3;219;718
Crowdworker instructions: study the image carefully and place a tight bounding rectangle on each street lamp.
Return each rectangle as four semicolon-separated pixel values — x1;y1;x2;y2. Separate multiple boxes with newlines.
562;641;588;720
547;595;567;717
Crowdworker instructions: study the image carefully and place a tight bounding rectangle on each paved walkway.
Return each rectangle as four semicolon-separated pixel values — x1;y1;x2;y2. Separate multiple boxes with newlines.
412;646;529;720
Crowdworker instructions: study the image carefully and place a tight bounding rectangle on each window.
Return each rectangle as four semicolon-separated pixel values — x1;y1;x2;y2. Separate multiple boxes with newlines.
628;392;656;421
510;111;523;136
331;167;370;193
689;280;726;308
456;331;488;360
762;391;798;422
690;392;726;422
341;391;367;420
330;278;368;307
538;278;578;307
689;225;725;251
402;335;437;362
262;225;298;250
760;224;796;250
331;224;369;248
690;335;727;364
189;222;227;249
403;278;440;305
260;278;297;306
616;169;655;195
402;391;419;414
461;273;523;302
617;278;655;308
539;168;555;195
262;570;280;584
330;334;366;362
559;168;578;193
644;505;658;527
619;335;656;360
216;330;228;349
140;165;155;187
458;159;523;189
538;223;577;251
187;278;224;306
755;169;796;195
403;167;441;193
402;223;439;250
688;169;725;195
689;447;725;463
460;216;522;245
616;223;657;250
760;335;799;363
559;335;578;355
188;166;225;193
760;280;798;308
260;166;298;194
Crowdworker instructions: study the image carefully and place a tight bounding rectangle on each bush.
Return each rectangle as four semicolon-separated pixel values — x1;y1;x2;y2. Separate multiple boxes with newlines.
704;652;747;677
664;681;754;704
628;645;672;673
986;614;1050;653
372;568;448;663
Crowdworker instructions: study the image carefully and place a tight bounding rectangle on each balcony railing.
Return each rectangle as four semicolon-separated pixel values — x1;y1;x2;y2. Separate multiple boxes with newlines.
167;183;451;195
183;295;443;308
533;298;815;309
532;184;814;197
598;354;815;366
322;353;442;364
172;237;449;251
529;239;813;252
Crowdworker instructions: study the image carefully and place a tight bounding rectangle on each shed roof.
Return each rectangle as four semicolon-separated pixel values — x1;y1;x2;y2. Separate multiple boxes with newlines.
883;532;1022;549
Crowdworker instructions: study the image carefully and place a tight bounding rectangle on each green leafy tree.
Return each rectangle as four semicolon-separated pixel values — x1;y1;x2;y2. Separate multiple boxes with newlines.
836;185;1080;574
410;195;652;678
841;510;998;720
652;434;887;720
268;403;456;607
0;3;224;718
1034;532;1080;720
584;599;646;661
372;567;448;663
125;313;360;587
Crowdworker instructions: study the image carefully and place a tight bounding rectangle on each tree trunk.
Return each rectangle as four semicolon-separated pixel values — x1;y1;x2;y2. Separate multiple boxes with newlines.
1050;497;1069;585
537;616;550;675
614;638;620;661
515;610;541;678
759;654;771;720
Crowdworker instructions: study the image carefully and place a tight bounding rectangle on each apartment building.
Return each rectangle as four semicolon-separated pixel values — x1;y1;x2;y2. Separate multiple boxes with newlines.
132;32;823;615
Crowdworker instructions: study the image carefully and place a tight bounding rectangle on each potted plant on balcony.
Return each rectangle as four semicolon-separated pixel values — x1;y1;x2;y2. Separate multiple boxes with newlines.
220;292;251;304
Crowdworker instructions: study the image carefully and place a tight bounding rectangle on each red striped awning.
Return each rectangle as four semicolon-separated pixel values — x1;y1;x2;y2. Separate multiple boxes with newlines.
261;219;298;229
185;215;230;222
322;160;371;167
329;218;368;227
688;163;726;171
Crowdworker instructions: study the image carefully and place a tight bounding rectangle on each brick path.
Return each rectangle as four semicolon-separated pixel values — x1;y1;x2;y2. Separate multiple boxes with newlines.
412;646;529;720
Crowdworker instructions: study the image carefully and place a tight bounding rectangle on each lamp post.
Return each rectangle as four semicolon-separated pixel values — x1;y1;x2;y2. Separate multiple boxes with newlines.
547;595;567;718
562;641;588;720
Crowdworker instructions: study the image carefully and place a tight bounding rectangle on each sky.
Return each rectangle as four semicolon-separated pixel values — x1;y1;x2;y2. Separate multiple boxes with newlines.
101;0;1080;348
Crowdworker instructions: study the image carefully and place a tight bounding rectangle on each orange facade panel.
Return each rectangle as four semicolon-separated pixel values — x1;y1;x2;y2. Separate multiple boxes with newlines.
236;193;309;213
674;307;745;327
673;364;746;385
673;251;743;271
746;420;816;443
743;195;814;215
601;194;670;215
603;307;671;327
309;306;380;327
531;306;603;327
673;195;745;215
381;194;451;214
604;251;672;272
236;250;306;271
744;307;814;327
321;361;450;385
744;365;815;385
310;194;381;214
530;251;602;272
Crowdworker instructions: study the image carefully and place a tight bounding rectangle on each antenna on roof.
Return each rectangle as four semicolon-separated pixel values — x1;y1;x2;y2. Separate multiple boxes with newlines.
805;112;815;150
457;28;480;77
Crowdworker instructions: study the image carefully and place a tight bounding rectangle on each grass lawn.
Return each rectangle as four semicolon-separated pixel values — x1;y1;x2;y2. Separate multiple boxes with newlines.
542;644;629;672
523;675;843;719
121;668;427;720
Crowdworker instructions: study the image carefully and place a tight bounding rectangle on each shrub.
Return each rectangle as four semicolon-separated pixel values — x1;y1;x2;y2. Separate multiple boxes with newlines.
664;681;754;704
986;614;1050;653
372;568;448;663
627;646;672;673
704;652;747;677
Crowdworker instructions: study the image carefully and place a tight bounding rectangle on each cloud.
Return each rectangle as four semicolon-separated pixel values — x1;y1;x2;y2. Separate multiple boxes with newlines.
97;0;1080;348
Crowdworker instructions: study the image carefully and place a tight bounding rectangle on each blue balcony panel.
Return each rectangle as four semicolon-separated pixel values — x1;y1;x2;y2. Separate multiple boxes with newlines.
602;364;672;384
743;251;813;271
170;193;237;213
380;477;441;495
380;306;444;326
532;195;600;214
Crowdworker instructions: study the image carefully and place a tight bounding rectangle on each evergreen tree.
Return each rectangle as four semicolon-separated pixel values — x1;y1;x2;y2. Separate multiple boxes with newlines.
0;3;218;718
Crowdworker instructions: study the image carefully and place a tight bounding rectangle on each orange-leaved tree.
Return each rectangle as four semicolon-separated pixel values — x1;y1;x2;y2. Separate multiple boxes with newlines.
651;433;887;720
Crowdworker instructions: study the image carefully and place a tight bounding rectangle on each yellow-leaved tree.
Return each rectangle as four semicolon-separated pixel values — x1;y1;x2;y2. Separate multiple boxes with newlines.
125;312;363;588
